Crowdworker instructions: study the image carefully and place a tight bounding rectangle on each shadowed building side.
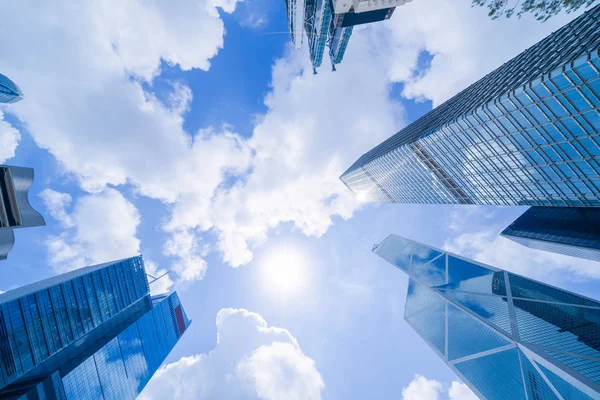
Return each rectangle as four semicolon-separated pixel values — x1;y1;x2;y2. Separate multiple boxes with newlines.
501;206;600;262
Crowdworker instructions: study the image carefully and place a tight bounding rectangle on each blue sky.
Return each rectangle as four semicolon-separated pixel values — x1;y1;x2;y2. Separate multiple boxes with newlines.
1;0;599;399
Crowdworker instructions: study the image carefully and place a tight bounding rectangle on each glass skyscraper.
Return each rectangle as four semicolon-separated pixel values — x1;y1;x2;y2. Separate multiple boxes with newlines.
341;6;600;207
501;206;600;262
0;256;190;400
0;74;24;104
0;165;46;261
374;234;600;399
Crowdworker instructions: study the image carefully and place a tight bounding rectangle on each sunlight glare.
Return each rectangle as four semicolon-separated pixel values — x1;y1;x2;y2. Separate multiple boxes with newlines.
259;245;310;299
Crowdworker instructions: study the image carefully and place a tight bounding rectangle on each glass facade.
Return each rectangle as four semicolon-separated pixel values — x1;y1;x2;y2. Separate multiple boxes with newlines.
0;73;24;104
0;257;189;399
305;0;332;69
0;165;46;261
374;234;600;399
501;206;600;262
38;293;190;400
341;6;600;206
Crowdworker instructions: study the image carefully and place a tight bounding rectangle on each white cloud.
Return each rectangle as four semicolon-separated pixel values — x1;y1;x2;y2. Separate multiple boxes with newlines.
0;111;20;164
402;375;443;400
2;0;583;280
39;189;75;228
140;308;324;400
448;381;478;400
44;189;141;273
401;376;477;400
444;230;600;281
382;0;581;106
145;259;174;296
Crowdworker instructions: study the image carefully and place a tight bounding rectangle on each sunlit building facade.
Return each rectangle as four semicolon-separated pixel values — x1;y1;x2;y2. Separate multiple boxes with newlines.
501;206;600;262
0;257;190;399
0;165;46;261
374;234;600;400
0;74;23;104
341;7;600;207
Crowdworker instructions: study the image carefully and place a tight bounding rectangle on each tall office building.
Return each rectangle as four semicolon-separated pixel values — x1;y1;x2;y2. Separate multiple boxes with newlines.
501;206;600;262
285;0;409;72
0;165;46;261
374;234;600;399
0;74;24;104
285;0;305;49
341;7;600;206
0;256;190;399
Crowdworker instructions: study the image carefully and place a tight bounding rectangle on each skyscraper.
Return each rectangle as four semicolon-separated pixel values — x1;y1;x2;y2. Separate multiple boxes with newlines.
0;165;46;261
374;234;600;400
0;74;24;104
0;256;190;399
285;0;305;49
285;0;410;73
341;6;600;206
501;206;600;262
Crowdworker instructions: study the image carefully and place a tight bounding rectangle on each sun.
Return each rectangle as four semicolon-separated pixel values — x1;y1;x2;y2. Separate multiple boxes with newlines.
258;245;310;299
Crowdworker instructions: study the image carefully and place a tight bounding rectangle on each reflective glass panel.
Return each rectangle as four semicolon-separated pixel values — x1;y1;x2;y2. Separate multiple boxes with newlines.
536;361;595;400
447;304;510;361
454;348;526;400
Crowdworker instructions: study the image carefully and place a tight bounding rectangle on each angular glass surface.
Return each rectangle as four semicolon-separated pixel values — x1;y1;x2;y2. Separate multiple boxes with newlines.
410;243;443;268
406;302;446;357
519;350;560;400
405;279;445;318
514;299;600;359
447;304;511;361
411;255;446;287
454;348;526;400
447;256;494;284
442;291;513;336
536;361;595;400
542;350;600;386
509;274;600;308
62;357;103;399
437;271;507;297
373;236;412;272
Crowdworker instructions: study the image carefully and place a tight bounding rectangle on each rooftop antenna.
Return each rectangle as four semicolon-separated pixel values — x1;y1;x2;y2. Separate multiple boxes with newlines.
362;237;378;252
147;270;171;285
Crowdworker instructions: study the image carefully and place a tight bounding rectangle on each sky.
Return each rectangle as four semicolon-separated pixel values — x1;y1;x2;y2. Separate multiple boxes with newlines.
0;0;599;399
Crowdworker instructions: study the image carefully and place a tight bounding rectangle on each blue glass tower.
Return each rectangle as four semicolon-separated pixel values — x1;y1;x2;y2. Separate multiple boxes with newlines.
0;165;46;261
341;6;600;207
0;74;24;104
0;257;190;399
374;234;600;399
501;206;600;262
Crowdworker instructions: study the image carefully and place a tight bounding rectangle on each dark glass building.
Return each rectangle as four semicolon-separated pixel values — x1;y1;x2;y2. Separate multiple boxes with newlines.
501;206;600;262
374;234;600;399
341;6;600;207
0;165;46;261
0;74;24;104
0;256;190;399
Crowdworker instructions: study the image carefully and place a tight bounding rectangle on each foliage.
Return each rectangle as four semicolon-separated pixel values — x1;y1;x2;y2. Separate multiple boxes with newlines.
471;0;597;21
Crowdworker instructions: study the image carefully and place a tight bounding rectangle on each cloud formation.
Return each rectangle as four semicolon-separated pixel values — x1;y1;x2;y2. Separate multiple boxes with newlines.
1;0;583;282
41;188;141;273
140;308;324;400
402;375;477;400
0;112;20;164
